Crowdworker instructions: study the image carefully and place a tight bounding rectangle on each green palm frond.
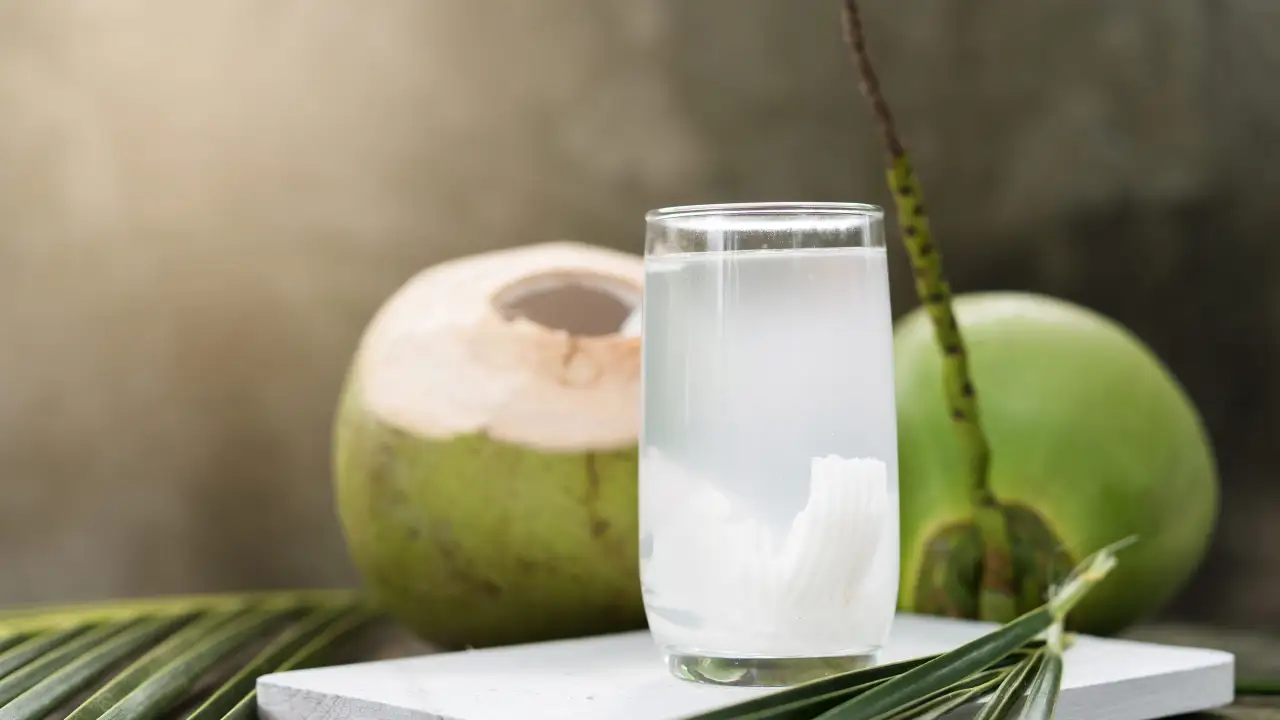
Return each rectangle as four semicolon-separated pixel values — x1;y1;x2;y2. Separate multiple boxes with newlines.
0;591;377;720
682;539;1130;720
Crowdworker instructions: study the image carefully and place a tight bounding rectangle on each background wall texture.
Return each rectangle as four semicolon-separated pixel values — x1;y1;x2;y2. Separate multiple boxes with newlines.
1;0;1276;629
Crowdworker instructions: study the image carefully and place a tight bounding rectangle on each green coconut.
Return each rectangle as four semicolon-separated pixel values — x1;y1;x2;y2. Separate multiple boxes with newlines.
334;241;647;649
894;291;1218;635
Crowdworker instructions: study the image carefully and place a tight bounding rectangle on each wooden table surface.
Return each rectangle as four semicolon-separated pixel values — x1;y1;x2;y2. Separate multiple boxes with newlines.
356;621;1280;719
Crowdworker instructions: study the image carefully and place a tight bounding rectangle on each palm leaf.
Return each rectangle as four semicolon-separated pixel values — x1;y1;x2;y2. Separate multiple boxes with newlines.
0;630;86;681
0;591;354;630
220;693;259;720
679;655;938;720
185;605;374;720
876;667;1009;720
973;649;1045;720
96;609;290;720
683;539;1130;720
0;590;376;720
62;611;243;720
191;607;379;720
685;646;1045;720
0;622;133;706
1237;679;1280;695
0;617;185;720
1014;623;1066;719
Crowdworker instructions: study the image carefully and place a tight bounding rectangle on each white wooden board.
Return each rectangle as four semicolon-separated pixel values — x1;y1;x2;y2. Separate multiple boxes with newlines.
257;613;1234;720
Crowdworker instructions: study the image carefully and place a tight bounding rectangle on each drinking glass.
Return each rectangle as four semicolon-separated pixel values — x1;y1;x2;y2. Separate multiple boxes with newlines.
639;202;900;687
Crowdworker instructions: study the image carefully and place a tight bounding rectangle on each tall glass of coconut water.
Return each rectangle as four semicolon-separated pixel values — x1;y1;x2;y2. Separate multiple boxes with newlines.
640;202;899;686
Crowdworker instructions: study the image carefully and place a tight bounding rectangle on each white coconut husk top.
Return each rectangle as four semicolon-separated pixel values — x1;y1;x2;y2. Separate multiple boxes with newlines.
355;241;643;452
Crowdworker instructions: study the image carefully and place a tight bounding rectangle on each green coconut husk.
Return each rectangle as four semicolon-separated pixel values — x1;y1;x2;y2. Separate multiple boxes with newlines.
333;242;648;649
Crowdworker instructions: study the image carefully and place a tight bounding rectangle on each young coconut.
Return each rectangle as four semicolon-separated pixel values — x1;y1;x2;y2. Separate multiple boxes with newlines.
334;241;645;649
895;293;1218;635
841;0;1217;635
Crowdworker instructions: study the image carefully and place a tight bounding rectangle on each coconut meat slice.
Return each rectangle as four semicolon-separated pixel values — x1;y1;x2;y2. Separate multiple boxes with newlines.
642;451;894;656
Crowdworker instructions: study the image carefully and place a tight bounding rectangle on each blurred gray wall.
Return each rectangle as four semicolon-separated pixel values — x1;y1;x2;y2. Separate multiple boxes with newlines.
1;1;1276;628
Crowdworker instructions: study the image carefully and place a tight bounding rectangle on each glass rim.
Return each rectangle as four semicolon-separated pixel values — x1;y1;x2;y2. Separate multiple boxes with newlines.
645;201;884;223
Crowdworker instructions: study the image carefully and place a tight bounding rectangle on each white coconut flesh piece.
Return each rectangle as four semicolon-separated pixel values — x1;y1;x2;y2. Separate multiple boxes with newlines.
356;241;643;452
643;451;894;656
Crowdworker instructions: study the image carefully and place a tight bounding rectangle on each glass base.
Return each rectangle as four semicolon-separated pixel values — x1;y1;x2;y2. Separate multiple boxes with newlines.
665;651;877;687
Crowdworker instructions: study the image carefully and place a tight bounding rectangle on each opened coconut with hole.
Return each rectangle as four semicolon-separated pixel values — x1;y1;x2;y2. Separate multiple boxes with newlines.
334;242;646;649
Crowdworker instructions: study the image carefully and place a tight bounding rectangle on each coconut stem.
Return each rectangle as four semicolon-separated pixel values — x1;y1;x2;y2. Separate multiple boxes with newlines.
839;0;1015;621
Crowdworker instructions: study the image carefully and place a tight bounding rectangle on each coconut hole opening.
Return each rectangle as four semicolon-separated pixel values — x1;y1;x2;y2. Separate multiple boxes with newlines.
494;272;640;337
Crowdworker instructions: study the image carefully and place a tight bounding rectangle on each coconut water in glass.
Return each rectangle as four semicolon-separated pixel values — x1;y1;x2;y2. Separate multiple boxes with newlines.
639;202;899;687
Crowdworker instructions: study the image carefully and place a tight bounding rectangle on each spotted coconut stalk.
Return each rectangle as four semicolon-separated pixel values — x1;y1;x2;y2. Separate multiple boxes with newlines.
840;0;1016;621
